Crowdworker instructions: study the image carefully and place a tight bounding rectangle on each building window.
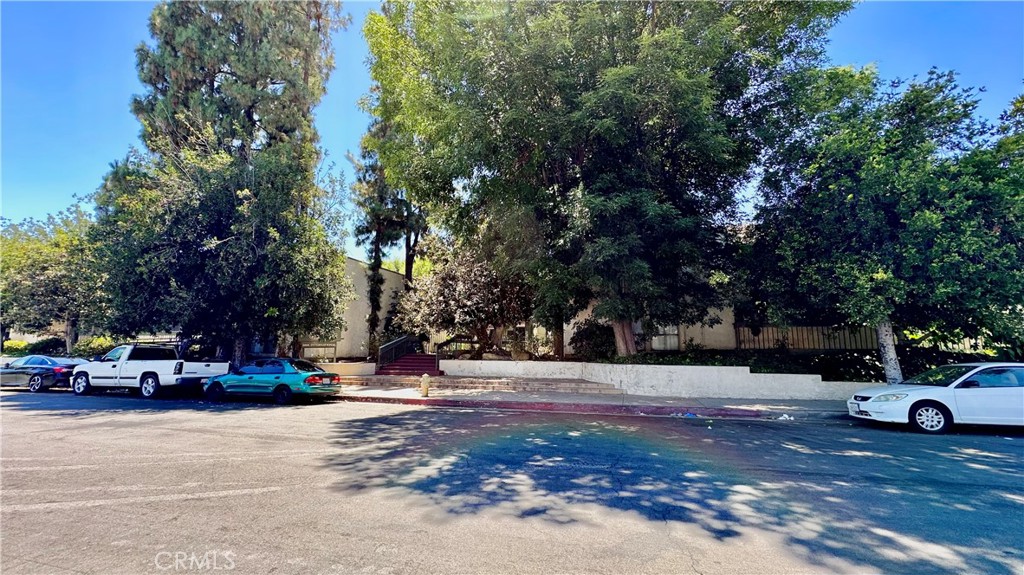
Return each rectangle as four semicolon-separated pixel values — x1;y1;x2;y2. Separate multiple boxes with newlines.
651;325;679;351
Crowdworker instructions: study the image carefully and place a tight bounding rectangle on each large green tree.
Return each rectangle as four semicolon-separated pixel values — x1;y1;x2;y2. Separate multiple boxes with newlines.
0;205;105;353
755;69;1024;382
364;0;851;356
93;1;353;362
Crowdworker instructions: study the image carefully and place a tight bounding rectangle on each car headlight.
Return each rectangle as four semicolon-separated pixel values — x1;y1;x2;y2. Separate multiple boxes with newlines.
872;393;909;402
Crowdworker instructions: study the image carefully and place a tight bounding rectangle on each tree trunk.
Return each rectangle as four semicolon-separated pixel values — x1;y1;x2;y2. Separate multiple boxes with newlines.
611;319;638;357
404;231;415;289
490;325;506;348
290;334;302;359
176;337;194;360
553;325;564;360
232;337;248;368
64;318;80;355
470;326;490;359
276;335;291;358
875;320;903;384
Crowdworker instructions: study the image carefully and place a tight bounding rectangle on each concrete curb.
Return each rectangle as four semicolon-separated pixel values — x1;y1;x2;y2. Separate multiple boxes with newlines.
336;395;764;418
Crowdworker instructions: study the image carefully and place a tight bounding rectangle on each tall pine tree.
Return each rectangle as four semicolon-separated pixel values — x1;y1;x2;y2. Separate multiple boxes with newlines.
351;119;428;356
94;1;353;362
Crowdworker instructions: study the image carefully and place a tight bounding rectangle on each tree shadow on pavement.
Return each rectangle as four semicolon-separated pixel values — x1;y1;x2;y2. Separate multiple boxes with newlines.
323;409;1024;575
0;389;318;416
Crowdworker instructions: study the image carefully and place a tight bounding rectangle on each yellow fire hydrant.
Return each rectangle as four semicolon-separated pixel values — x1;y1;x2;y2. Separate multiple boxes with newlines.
419;374;431;397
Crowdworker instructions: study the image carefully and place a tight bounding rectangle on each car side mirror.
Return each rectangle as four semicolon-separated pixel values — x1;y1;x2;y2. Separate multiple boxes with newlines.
959;380;980;389
2;363;8;369
92;355;104;362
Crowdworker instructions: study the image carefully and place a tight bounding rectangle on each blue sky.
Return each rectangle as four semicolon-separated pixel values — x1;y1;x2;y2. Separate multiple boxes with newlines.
3;1;1023;241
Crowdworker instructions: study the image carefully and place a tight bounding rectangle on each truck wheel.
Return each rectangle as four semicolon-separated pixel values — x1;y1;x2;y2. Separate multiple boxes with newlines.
28;375;45;393
72;373;92;396
272;385;293;405
140;375;161;399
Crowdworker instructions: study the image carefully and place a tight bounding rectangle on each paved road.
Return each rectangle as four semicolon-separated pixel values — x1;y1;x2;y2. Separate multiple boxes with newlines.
2;390;1022;575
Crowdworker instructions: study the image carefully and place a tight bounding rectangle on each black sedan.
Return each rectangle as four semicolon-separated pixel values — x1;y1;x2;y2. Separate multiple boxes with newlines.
0;355;87;392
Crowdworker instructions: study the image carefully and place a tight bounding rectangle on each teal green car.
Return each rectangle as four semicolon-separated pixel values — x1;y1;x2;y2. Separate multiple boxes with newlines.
203;358;342;404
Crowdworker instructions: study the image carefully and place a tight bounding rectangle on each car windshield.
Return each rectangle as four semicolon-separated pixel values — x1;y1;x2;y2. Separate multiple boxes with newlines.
103;347;126;362
289;360;323;373
902;364;976;387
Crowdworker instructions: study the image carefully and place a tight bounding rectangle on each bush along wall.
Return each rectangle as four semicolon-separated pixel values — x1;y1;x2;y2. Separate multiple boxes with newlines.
27;337;67;356
2;340;30;356
598;347;990;383
71;335;117;358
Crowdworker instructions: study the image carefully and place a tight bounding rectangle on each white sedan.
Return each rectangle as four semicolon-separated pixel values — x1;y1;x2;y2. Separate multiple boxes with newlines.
848;363;1024;433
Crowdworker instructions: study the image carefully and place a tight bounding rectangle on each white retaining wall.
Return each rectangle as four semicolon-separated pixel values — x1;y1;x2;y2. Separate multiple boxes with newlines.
440;359;866;400
440;360;587;380
320;362;376;376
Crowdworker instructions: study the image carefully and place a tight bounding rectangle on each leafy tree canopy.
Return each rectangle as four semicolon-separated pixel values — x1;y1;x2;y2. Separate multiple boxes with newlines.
365;0;851;355
754;68;1024;380
0;205;105;353
397;236;533;357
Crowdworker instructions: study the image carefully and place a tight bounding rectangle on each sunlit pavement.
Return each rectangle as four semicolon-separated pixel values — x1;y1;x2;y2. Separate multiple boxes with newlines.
2;390;1022;574
334;384;852;420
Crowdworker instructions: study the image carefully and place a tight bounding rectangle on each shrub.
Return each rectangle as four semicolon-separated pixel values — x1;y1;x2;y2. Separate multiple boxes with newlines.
28;337;67;356
72;335;117;358
3;340;29;356
568;319;617;361
598;346;990;382
991;340;1023;362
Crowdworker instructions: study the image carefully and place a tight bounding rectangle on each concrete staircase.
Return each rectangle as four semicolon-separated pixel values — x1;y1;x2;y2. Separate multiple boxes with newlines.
339;375;624;395
375;353;444;377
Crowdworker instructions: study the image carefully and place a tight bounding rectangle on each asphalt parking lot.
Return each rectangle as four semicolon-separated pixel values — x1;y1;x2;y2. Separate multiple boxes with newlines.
2;389;1023;575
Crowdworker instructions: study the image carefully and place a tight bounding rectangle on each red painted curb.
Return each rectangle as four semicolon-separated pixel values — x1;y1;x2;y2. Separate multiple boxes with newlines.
335;395;763;419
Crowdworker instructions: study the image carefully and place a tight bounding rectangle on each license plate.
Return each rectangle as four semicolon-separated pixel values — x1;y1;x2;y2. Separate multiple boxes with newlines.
848;402;859;412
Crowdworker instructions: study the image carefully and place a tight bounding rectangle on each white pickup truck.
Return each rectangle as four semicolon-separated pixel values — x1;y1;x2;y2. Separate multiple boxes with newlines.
71;344;230;398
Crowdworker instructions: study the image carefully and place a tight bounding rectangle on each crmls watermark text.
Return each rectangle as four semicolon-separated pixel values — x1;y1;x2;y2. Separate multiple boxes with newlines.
154;550;236;571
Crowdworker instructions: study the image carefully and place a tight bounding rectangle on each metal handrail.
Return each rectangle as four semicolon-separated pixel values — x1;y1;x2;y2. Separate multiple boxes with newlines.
434;335;478;373
377;335;420;370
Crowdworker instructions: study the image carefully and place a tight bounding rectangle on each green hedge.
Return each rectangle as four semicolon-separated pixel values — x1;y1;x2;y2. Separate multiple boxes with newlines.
71;335;117;358
3;340;29;356
28;337;67;356
568;319;617;361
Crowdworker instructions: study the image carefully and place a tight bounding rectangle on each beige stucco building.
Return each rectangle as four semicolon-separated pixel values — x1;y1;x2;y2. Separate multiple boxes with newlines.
568;307;738;354
300;258;405;361
536;303;738;356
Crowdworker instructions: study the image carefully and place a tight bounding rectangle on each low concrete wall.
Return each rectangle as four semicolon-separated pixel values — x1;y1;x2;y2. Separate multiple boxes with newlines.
812;381;877;400
581;363;760;398
440;359;866;400
319;362;376;376
441;360;586;380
